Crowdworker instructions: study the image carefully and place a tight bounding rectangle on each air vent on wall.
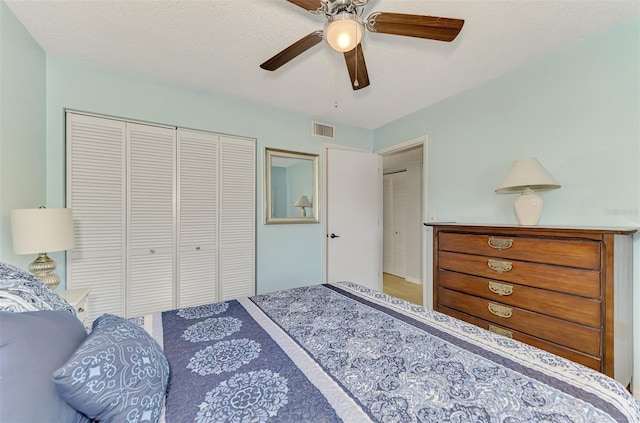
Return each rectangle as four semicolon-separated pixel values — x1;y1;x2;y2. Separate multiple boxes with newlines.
312;121;335;139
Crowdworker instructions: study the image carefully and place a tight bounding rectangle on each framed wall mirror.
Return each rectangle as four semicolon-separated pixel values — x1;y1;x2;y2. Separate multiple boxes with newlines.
265;148;319;224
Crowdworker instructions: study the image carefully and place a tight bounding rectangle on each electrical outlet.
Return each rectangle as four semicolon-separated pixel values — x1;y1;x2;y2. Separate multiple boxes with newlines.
428;213;437;222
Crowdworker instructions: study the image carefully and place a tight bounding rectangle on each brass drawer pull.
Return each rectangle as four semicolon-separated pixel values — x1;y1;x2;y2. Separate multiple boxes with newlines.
488;303;513;318
488;259;512;273
488;281;513;296
488;237;513;250
489;325;513;338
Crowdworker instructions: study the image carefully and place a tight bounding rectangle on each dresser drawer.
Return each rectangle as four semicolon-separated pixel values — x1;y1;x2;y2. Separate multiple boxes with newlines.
440;306;601;372
439;232;601;269
438;287;601;356
439;251;601;298
438;270;601;327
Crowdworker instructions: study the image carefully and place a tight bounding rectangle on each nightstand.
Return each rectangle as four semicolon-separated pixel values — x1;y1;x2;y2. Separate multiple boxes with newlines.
59;288;90;326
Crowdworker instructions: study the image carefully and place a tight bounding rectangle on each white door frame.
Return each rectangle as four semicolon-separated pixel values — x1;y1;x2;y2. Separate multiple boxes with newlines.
375;135;431;308
321;142;373;284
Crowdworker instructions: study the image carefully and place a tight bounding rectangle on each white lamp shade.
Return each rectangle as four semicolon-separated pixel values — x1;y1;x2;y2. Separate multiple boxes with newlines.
294;195;312;208
11;208;75;254
495;157;560;193
325;13;363;52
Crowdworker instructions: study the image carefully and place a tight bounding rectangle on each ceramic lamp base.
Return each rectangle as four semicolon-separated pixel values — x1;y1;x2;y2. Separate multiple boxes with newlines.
513;188;543;226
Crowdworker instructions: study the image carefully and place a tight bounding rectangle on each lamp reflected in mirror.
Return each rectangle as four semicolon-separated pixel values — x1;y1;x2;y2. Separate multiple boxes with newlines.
265;148;319;224
294;195;312;217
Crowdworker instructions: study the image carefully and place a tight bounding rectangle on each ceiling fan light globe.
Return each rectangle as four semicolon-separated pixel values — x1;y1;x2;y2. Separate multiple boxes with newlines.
337;33;352;50
325;13;363;52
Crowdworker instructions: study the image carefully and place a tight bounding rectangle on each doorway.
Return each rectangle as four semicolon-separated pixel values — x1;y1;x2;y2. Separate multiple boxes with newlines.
324;147;382;291
377;137;427;307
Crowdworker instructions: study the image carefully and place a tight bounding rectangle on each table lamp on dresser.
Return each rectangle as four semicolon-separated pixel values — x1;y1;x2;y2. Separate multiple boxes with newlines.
11;207;74;290
495;157;560;226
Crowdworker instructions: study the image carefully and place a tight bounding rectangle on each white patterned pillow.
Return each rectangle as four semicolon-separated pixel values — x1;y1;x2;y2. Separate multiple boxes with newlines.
53;313;170;423
0;262;75;315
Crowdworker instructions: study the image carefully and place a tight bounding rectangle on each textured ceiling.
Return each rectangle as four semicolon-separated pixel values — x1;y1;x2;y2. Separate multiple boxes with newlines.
6;0;639;129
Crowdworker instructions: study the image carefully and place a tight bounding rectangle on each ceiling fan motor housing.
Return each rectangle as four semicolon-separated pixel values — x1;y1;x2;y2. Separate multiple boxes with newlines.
326;0;360;16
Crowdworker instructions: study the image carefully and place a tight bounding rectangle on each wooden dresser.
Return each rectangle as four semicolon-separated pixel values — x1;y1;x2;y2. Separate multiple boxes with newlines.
428;223;636;385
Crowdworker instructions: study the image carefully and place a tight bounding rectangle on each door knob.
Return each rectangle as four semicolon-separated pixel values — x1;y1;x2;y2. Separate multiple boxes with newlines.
330;233;340;239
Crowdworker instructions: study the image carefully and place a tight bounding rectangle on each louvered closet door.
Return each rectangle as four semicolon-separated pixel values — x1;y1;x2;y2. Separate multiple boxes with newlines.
66;113;126;323
127;123;176;316
219;136;255;300
177;129;219;308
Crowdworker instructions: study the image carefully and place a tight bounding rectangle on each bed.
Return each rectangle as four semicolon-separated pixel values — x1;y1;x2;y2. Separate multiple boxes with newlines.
1;262;639;423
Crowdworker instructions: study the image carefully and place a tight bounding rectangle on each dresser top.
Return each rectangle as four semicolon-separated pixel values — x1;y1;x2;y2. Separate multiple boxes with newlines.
424;222;638;236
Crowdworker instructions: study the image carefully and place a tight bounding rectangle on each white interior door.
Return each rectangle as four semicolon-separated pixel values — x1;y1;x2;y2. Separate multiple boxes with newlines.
383;174;393;274
392;171;407;277
327;148;382;290
383;171;408;278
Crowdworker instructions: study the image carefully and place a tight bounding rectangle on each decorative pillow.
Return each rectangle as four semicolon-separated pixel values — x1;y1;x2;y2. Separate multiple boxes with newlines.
53;313;170;423
0;261;75;315
0;310;90;423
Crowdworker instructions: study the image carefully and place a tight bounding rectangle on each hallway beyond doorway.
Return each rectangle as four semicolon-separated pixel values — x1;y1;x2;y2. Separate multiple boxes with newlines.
382;273;423;306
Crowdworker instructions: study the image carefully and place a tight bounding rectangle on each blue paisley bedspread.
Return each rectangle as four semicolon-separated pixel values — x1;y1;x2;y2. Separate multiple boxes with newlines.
140;282;640;423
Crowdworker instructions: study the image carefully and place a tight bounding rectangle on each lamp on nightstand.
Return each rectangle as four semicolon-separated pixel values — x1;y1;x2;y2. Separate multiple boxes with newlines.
495;158;560;226
11;207;74;290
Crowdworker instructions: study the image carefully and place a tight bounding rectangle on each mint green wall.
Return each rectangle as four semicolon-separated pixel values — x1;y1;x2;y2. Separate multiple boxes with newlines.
44;56;372;294
374;16;639;228
0;1;46;269
374;16;640;396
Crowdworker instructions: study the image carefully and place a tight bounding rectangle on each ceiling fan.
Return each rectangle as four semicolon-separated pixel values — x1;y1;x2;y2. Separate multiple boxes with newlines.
260;0;465;90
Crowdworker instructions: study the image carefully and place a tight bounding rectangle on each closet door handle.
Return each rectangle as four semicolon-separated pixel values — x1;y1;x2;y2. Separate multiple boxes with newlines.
150;249;156;254
330;233;340;239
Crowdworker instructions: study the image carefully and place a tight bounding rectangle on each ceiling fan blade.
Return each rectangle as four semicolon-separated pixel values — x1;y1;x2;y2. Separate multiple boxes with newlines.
367;12;464;42
344;44;370;91
260;31;323;71
287;0;324;12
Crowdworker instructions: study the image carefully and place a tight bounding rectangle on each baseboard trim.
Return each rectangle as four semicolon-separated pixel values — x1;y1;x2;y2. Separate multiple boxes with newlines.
405;276;422;285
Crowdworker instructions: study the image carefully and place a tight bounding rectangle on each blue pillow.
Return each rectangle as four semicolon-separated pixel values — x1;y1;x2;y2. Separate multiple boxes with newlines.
0;310;89;423
0;261;76;315
53;313;170;423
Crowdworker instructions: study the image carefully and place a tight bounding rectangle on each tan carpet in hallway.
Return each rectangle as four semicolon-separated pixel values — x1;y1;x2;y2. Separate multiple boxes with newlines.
382;273;423;306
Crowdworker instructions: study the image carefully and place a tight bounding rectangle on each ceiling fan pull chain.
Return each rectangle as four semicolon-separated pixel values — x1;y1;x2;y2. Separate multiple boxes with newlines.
354;45;359;87
353;24;359;88
334;50;339;108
